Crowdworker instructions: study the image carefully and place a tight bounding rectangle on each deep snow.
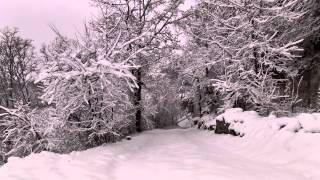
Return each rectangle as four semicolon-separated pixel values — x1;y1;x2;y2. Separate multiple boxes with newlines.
1;128;320;180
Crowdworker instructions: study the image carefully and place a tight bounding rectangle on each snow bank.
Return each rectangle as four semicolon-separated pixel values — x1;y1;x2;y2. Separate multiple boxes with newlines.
203;108;320;136
201;109;320;178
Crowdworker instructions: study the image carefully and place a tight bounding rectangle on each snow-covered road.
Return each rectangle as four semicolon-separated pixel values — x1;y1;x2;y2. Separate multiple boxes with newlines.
0;129;319;180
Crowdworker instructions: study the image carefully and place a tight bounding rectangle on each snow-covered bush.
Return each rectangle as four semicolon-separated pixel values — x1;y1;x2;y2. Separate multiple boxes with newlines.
0;102;55;161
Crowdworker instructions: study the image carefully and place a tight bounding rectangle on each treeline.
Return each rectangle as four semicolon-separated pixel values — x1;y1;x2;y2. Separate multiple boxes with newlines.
0;0;319;163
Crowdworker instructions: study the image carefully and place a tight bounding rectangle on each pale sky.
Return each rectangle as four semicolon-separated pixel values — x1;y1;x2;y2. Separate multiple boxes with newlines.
0;0;196;50
0;0;95;49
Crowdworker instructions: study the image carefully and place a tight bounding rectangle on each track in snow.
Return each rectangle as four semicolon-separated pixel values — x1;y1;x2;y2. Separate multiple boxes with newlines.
0;129;317;180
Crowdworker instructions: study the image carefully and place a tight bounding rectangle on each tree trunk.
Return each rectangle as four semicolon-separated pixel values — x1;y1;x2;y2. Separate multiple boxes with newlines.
8;70;14;108
134;67;142;132
196;77;202;118
198;83;202;118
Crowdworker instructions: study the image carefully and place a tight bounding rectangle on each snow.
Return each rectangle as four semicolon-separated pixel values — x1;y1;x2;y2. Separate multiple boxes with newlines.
205;108;320;135
177;115;193;128
1;125;320;179
297;113;320;133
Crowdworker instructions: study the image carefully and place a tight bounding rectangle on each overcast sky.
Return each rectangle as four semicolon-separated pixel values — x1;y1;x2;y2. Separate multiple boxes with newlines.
0;0;95;49
0;0;196;50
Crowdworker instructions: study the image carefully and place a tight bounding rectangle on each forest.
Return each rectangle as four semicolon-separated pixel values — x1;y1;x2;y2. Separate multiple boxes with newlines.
0;0;320;179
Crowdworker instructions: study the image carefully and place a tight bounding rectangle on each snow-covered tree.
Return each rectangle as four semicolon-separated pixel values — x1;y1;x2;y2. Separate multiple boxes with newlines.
183;0;306;113
34;25;144;146
91;0;188;131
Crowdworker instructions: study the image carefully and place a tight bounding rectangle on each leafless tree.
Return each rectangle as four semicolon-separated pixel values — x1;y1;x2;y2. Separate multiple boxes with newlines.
0;27;35;108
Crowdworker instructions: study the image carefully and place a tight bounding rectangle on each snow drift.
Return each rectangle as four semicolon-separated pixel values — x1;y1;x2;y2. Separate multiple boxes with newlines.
202;108;320;135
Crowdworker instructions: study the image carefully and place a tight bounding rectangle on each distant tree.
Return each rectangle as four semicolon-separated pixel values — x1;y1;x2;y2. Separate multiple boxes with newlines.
0;27;36;108
141;49;183;128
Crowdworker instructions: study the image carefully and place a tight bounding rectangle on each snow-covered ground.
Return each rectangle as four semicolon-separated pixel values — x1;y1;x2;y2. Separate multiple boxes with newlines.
1;126;320;180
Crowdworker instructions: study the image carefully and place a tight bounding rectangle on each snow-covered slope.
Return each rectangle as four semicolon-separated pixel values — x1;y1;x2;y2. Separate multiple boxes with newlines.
1;127;320;180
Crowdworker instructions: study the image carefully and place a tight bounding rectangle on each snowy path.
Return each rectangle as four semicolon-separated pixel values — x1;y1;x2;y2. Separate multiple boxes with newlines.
0;129;319;180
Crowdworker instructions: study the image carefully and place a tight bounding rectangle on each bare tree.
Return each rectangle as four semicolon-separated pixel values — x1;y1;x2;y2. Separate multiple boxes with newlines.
0;27;35;108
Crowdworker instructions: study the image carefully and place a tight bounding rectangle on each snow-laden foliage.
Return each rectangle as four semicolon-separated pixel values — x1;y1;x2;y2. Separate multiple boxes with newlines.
33;26;145;147
91;0;188;131
142;69;181;128
183;0;307;113
173;43;223;118
0;102;59;161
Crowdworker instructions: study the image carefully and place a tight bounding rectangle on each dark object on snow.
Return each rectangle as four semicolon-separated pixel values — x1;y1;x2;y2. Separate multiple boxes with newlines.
197;121;205;129
208;125;215;131
279;124;286;130
126;136;132;140
215;118;239;136
194;120;198;126
203;123;215;131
